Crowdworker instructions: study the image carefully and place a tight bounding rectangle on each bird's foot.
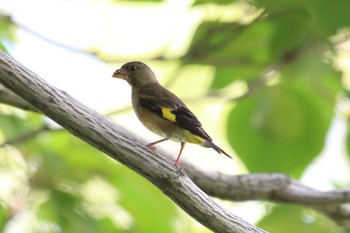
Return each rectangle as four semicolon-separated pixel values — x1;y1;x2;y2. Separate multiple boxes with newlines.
146;143;156;153
175;158;181;166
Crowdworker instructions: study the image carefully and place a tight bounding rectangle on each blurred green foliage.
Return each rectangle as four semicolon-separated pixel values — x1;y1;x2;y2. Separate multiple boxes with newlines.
0;14;16;53
1;0;350;232
0;112;180;233
258;204;343;232
228;82;333;176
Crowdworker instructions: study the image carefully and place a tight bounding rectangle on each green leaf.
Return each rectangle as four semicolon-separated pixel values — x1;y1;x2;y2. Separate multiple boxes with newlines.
346;125;350;158
248;0;304;13
258;205;343;233
305;0;350;36
227;82;332;176
192;0;238;6
268;7;314;61
0;14;17;52
0;111;44;138
211;66;264;90
23;130;179;233
247;0;350;39
185;21;272;66
23;131;112;184
38;190;106;233
281;48;342;103
0;203;9;232
107;165;179;233
111;0;163;2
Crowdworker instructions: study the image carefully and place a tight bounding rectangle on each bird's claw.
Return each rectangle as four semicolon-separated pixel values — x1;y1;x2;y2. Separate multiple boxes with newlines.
146;144;156;153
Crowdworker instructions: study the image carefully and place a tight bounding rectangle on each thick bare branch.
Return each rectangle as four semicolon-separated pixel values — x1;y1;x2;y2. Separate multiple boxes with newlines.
184;164;350;228
186;166;350;204
0;52;266;233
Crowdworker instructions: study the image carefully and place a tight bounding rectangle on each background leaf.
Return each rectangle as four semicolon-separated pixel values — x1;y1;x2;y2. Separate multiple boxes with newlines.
305;0;350;36
227;82;332;176
258;204;343;233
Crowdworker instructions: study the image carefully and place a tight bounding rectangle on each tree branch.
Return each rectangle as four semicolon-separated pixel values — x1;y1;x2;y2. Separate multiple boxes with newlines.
185;164;350;228
0;83;38;111
0;125;52;147
0;52;267;233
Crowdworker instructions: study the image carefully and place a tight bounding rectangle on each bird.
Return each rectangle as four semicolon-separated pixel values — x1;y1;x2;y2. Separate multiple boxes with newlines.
112;61;231;165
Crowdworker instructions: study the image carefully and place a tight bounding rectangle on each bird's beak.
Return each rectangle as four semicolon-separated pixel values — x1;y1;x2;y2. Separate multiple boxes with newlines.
112;69;128;80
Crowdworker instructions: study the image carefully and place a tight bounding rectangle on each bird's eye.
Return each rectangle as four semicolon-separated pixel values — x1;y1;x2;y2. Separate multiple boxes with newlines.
131;66;137;71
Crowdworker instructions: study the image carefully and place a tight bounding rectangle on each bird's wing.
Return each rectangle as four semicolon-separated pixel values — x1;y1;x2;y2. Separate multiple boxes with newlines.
138;85;212;141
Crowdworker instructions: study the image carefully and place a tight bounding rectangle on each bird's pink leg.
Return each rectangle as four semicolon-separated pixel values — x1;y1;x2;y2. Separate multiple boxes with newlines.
175;142;186;166
146;138;168;152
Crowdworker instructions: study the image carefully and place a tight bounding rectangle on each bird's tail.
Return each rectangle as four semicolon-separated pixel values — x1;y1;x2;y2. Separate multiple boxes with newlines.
205;140;232;159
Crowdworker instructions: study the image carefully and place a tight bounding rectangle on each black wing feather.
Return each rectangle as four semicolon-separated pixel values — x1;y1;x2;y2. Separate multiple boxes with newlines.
171;106;213;141
139;95;212;141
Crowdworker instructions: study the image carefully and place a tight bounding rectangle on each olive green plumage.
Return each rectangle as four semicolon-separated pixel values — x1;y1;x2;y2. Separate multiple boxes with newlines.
112;61;231;165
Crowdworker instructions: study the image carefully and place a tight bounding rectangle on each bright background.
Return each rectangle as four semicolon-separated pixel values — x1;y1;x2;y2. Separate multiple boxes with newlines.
0;0;350;232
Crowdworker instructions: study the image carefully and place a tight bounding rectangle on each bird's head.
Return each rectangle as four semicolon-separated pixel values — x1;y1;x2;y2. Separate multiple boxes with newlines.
112;61;158;87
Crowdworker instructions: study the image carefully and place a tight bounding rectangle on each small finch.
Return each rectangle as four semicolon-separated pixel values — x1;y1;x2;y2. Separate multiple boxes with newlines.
112;61;231;165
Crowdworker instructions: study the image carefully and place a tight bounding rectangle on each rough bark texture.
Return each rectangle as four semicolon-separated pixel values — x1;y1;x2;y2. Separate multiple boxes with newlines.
0;83;37;111
0;52;267;232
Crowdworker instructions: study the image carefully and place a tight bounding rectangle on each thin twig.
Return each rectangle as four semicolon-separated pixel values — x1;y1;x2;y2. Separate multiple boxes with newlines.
0;83;38;112
0;125;55;147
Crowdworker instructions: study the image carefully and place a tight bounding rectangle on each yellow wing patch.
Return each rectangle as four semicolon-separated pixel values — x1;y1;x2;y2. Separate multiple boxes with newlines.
161;108;206;145
161;107;176;122
184;130;206;144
